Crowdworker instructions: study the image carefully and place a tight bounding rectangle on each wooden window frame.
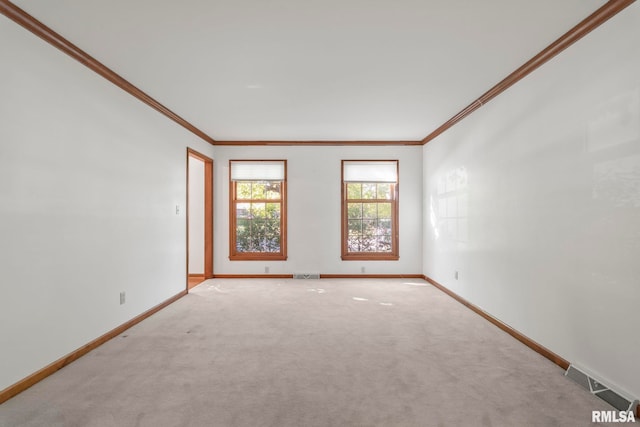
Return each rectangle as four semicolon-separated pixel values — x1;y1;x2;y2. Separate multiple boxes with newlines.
341;160;399;261
229;160;287;261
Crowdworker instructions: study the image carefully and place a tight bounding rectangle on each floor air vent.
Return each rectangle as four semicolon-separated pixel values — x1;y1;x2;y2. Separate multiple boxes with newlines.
293;273;320;279
565;364;638;413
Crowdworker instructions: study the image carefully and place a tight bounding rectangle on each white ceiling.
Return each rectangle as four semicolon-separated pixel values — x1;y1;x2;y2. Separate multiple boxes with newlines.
13;0;607;141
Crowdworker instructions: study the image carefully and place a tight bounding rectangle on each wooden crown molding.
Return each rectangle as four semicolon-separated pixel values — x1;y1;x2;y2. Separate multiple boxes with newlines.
213;140;422;146
2;0;634;147
421;0;637;145
0;0;216;146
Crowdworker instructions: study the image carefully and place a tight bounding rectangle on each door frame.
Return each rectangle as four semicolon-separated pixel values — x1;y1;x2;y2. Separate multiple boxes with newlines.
186;148;214;290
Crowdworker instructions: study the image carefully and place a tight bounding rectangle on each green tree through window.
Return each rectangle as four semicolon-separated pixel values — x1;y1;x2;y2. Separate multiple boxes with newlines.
230;161;287;260
235;181;282;253
342;160;398;260
346;183;394;253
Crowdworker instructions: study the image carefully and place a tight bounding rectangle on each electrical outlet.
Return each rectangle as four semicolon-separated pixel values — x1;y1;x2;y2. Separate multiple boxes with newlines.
265;266;269;274
120;292;126;305
175;205;180;215
454;271;459;280
361;266;365;274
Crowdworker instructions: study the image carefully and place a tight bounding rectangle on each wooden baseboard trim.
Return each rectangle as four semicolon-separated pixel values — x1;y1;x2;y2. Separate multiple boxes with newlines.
188;274;205;278
422;275;570;370
320;274;424;279
211;274;424;279
212;274;294;279
0;290;187;404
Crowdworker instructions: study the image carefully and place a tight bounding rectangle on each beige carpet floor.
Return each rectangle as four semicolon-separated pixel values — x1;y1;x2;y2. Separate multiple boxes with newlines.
0;279;618;426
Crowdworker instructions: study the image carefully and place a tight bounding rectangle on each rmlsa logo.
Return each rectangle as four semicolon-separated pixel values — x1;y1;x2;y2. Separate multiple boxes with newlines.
592;410;636;423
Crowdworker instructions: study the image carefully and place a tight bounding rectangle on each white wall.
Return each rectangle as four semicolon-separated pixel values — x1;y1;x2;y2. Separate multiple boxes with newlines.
0;19;213;391
214;146;423;275
188;156;205;274
423;4;640;399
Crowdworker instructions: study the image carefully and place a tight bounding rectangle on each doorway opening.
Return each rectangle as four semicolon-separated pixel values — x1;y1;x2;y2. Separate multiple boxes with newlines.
187;149;213;290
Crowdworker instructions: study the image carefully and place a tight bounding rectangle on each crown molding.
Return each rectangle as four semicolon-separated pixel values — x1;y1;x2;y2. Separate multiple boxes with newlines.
2;0;634;147
213;140;422;146
421;0;636;145
0;0;216;145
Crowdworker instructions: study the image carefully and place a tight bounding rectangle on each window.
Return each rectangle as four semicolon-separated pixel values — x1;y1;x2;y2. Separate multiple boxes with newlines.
342;160;399;260
229;160;287;260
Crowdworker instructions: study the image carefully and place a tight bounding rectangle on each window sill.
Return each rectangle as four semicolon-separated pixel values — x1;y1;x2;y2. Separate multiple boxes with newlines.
341;254;399;261
229;254;287;261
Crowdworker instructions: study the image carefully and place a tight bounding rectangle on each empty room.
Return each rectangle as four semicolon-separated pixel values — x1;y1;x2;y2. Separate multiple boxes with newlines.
1;0;639;426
